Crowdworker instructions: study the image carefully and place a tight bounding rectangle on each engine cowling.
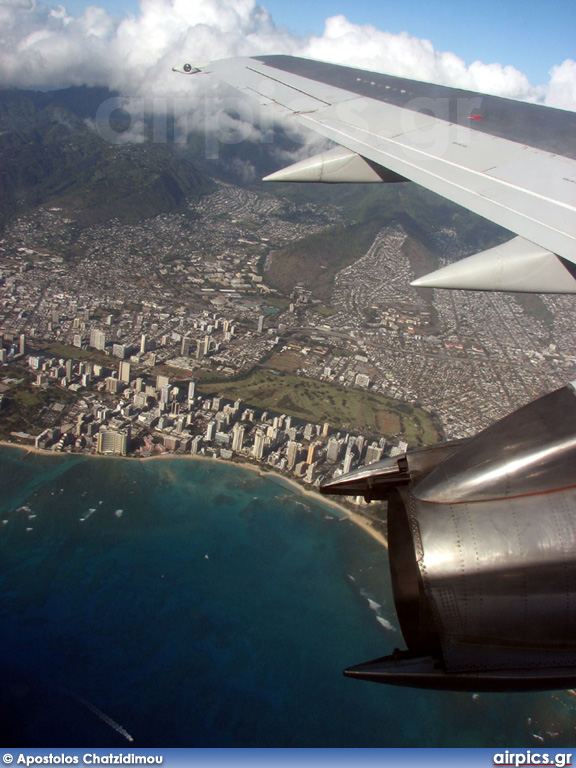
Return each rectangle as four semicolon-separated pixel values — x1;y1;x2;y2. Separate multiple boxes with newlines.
321;383;576;690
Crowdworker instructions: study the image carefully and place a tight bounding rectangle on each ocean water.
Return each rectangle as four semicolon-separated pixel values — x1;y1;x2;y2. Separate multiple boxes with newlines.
0;445;575;748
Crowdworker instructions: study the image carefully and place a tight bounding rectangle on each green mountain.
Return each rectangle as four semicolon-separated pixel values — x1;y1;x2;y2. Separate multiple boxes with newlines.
0;87;215;228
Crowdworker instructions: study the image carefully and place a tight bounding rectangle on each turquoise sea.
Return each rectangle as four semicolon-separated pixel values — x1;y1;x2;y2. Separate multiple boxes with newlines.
0;445;575;747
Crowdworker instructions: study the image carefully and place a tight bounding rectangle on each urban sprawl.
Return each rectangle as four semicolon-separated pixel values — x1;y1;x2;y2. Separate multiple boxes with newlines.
1;181;575;517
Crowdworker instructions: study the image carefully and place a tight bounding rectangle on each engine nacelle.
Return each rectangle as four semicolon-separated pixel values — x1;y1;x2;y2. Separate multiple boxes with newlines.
321;383;576;690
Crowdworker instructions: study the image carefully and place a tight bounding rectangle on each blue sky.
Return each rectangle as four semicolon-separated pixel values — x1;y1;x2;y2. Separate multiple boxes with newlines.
59;0;575;85
275;0;576;84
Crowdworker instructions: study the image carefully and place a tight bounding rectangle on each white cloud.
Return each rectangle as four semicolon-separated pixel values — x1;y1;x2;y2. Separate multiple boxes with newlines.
300;15;537;100
545;59;576;110
0;0;35;8
0;0;574;115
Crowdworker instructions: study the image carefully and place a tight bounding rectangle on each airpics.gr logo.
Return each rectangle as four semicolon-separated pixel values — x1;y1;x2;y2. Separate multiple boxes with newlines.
494;752;573;767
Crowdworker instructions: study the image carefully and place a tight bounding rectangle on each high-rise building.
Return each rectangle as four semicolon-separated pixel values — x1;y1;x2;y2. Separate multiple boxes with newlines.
365;442;383;465
343;444;358;474
140;334;148;354
175;415;186;434
205;421;217;441
133;392;147;408
307;441;320;465
19;334;26;356
160;384;171;404
232;423;245;453
188;379;197;404
305;462;316;483
257;315;265;333
294;460;307;477
89;329;106;351
156;374;170;391
253;430;266;460
158;415;172;430
163;435;179;452
181;336;191;356
97;428;130;456
113;343;126;359
286;440;300;470
326;437;341;463
388;440;409;457
119;361;131;384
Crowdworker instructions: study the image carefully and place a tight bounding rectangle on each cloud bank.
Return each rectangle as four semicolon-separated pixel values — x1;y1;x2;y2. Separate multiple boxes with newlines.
0;0;574;111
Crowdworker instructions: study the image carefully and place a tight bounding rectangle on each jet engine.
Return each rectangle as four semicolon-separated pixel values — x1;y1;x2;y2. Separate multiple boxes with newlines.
321;383;576;691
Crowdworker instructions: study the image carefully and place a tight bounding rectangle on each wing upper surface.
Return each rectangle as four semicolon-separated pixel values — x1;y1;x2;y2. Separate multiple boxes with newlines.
182;55;576;290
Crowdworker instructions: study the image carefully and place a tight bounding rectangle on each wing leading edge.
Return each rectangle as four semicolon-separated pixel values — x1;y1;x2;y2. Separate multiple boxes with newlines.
175;55;576;294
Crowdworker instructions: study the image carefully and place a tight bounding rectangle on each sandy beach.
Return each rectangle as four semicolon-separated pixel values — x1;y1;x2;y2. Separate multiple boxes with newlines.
0;439;388;549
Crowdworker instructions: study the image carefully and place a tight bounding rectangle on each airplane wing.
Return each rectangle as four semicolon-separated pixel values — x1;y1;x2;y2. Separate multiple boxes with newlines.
175;55;576;293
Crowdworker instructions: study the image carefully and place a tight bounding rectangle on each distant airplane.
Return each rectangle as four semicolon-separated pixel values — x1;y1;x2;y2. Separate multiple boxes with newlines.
175;55;576;691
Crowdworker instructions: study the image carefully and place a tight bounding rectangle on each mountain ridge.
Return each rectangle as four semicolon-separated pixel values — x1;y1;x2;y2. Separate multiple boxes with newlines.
0;86;216;228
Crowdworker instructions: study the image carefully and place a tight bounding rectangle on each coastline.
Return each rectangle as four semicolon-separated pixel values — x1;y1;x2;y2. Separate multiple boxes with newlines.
0;439;388;550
